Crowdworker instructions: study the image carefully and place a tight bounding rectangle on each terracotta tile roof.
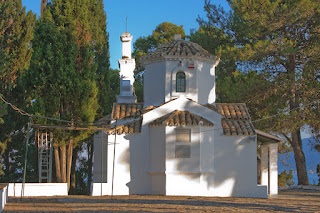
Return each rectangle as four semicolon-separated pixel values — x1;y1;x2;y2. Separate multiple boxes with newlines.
108;119;142;135
111;103;156;120
221;119;255;136
149;110;213;127
141;40;217;62
94;114;111;126
110;101;255;136
206;103;255;136
206;103;250;120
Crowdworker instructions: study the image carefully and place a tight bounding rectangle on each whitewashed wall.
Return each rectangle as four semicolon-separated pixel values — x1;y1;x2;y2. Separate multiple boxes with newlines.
92;132;131;196
0;185;8;212
143;61;166;107
165;60;198;102
149;127;166;195
93;131;108;183
7;183;68;197
92;98;268;198
144;58;216;107
197;61;216;104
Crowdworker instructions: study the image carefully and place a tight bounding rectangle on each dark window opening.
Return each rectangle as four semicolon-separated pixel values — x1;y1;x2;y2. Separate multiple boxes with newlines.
176;72;186;92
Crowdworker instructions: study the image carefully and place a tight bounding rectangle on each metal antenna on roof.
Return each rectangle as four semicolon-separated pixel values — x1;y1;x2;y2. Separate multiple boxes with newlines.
126;16;128;33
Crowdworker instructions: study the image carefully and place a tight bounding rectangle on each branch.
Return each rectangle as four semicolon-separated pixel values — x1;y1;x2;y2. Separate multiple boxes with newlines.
280;132;292;144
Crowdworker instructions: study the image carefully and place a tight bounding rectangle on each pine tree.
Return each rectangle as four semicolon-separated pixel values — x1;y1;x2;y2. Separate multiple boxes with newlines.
199;0;320;185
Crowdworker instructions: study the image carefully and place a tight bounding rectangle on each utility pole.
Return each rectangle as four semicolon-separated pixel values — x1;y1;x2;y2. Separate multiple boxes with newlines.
41;0;47;18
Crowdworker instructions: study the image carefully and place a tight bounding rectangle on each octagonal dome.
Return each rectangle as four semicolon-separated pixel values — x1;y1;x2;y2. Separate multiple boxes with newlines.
141;39;218;64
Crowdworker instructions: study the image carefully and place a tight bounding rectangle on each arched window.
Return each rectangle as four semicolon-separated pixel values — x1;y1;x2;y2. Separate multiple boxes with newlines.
176;72;186;92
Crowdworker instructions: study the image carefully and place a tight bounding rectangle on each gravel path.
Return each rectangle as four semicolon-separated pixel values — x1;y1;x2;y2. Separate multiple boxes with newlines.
3;189;320;212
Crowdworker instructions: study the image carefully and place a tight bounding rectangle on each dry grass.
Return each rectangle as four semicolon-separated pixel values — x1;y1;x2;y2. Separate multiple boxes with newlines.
3;189;320;212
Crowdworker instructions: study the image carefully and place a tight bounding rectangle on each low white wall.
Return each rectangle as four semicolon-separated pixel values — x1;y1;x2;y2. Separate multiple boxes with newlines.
91;183;110;196
8;183;68;197
0;184;8;212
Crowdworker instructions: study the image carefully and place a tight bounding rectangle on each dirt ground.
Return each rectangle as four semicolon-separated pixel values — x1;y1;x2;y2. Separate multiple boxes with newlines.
3;189;320;213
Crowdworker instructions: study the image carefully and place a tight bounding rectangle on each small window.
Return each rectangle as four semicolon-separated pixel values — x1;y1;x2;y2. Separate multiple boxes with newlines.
175;128;191;158
175;145;191;158
175;128;190;142
176;72;186;92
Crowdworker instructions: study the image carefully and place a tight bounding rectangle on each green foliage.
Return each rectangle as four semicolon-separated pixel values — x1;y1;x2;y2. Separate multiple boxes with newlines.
152;22;186;46
25;19;81;142
0;0;35;179
198;0;320;127
97;67;119;116
0;0;36;89
198;0;320;185
21;0;111;190
0;101;7;125
278;170;295;189
134;75;144;103
131;22;185;102
133;22;186;74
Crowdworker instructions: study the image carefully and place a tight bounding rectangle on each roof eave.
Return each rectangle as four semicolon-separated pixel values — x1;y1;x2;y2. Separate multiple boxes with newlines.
141;55;219;66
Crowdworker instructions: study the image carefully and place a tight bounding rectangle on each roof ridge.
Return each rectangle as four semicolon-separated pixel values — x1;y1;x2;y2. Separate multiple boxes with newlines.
141;39;217;63
149;109;213;127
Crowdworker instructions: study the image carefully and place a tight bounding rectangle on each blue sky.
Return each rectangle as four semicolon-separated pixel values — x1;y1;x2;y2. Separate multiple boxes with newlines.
21;0;230;69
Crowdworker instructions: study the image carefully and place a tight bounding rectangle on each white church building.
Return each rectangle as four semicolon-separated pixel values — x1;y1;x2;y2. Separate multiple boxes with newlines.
91;32;281;198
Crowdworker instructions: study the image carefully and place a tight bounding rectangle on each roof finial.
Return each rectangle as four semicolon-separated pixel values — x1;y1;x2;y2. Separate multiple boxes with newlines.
174;34;182;40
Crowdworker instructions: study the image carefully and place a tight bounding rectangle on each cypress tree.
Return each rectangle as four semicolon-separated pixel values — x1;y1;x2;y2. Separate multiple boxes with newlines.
24;0;111;192
0;0;35;178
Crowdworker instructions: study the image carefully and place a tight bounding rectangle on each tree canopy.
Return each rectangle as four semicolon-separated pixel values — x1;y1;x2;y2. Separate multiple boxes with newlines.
0;0;35;177
133;22;186;75
132;22;186;102
196;0;320;185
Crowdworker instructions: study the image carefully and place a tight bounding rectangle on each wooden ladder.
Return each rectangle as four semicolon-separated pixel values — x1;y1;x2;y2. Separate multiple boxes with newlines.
37;132;53;183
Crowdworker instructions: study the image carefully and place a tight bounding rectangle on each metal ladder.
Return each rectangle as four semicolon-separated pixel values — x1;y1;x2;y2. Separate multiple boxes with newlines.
37;132;53;183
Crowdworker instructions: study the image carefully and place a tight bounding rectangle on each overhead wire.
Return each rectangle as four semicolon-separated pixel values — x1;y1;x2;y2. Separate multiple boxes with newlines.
1;92;319;133
0;93;93;124
107;99;320;135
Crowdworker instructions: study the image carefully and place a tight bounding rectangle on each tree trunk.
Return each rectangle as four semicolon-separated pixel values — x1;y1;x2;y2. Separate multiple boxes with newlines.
257;156;261;184
54;143;62;182
67;139;74;191
87;139;94;195
287;54;309;185
60;144;67;183
69;146;77;195
291;129;309;185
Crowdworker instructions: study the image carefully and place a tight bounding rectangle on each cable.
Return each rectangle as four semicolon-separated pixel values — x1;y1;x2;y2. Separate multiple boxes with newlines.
251;100;319;123
0;93;97;124
2;91;319;133
105;99;320;136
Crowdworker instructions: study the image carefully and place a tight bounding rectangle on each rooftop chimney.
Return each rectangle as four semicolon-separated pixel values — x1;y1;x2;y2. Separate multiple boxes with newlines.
174;34;182;40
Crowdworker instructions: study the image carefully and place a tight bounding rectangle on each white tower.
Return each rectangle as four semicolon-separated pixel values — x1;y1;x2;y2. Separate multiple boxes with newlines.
116;32;137;103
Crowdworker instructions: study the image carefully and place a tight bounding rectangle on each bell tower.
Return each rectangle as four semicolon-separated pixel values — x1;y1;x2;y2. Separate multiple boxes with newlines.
116;32;137;103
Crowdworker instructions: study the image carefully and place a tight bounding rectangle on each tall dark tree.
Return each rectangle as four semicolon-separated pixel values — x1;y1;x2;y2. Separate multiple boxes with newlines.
0;0;35;178
23;0;112;192
25;1;100;191
0;0;35;88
